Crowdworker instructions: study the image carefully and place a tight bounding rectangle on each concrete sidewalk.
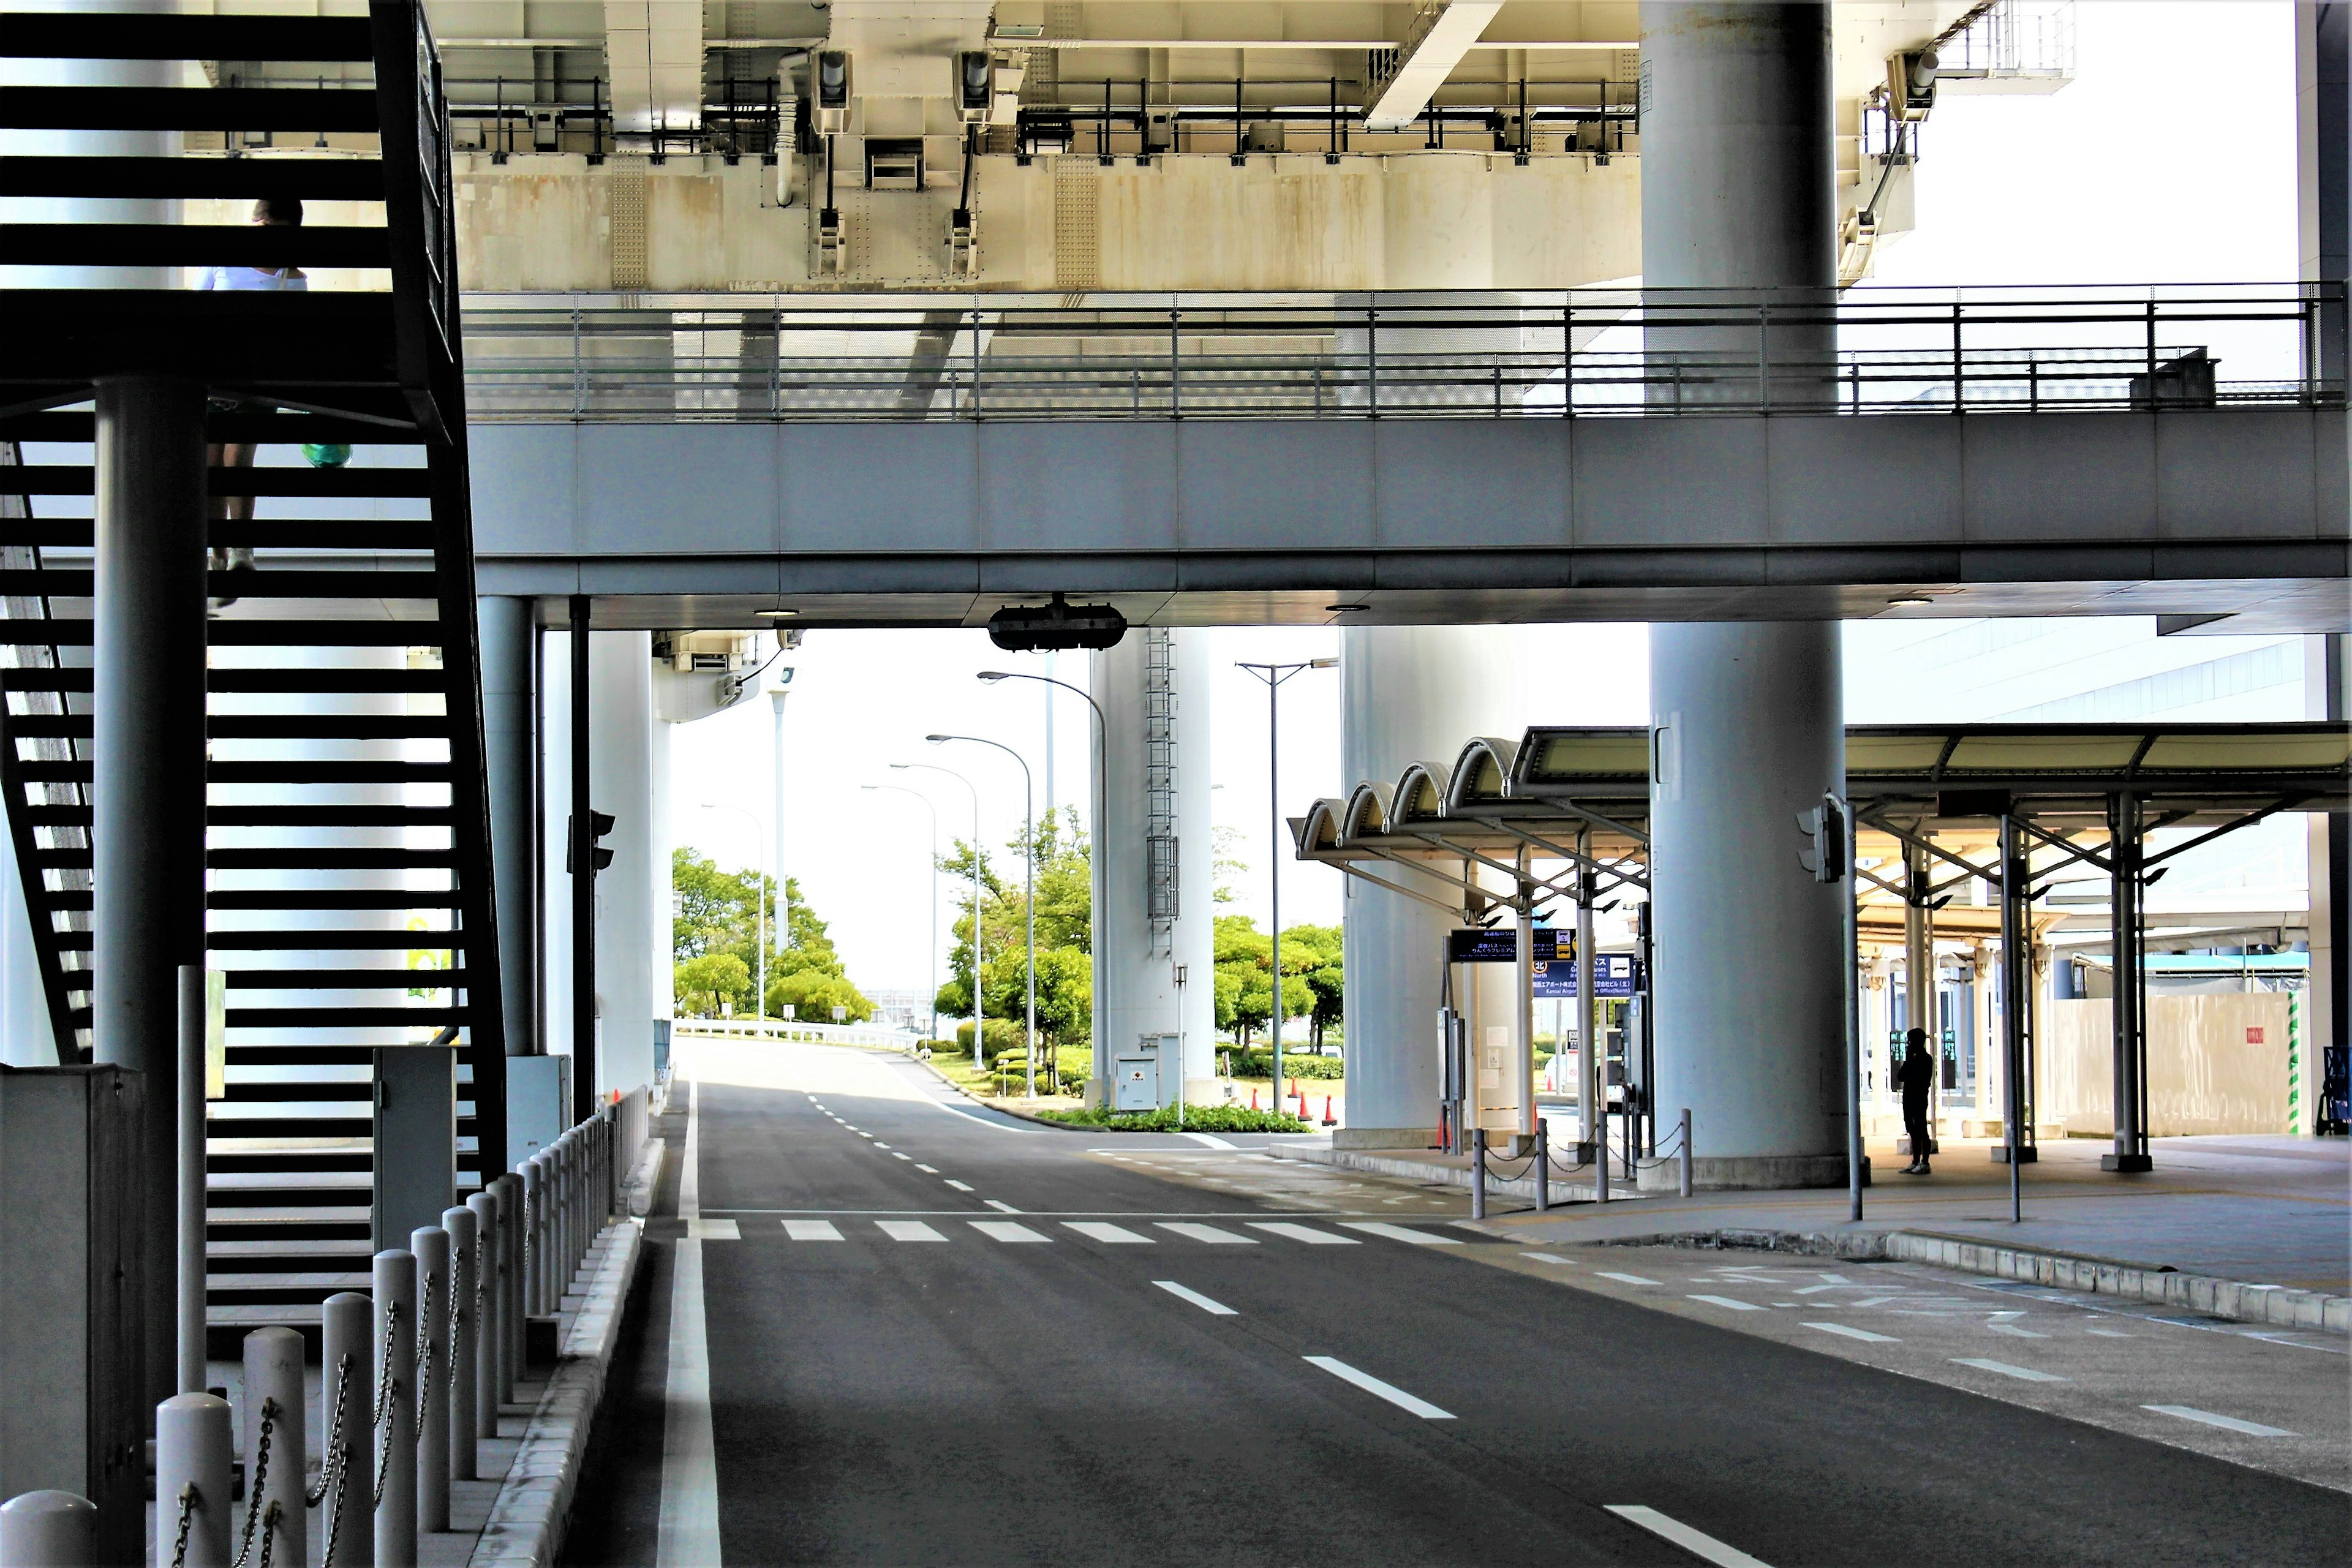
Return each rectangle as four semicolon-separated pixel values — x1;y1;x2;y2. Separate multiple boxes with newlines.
1275;1133;2351;1297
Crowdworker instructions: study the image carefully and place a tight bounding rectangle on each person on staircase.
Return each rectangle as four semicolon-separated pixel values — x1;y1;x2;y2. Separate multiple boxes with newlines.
199;195;307;602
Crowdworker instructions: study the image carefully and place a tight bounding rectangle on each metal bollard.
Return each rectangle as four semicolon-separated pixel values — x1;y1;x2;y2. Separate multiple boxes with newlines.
371;1250;418;1568
466;1191;501;1438
1679;1107;1695;1198
1469;1127;1487;1221
319;1292;373;1568
442;1206;478;1482
241;1327;309;1568
491;1173;522;1403
1534;1118;1549;1212
155;1394;232;1568
409;1226;451;1534
0;1491;96;1568
550;1138;571;1290
519;1158;546;1318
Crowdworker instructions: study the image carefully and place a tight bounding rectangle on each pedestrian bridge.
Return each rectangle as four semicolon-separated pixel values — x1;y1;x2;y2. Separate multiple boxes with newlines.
462;286;2349;631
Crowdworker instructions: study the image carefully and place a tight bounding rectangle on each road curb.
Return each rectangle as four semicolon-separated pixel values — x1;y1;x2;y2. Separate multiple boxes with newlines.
1591;1226;2350;1336
469;1218;647;1568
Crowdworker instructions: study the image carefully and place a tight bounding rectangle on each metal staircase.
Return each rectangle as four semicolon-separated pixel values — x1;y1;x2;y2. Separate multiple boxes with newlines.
0;4;505;1340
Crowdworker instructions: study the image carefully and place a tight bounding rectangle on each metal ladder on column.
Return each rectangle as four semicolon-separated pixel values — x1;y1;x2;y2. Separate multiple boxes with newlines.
0;4;505;1341
1143;628;1178;954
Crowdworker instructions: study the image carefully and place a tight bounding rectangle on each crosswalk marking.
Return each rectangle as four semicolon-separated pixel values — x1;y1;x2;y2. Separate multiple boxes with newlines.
1157;1222;1255;1244
1248;1222;1355;1245
1689;1295;1765;1312
687;1218;739;1241
1521;1251;1572;1266
784;1220;843;1241
972;1220;1051;1243
1802;1322;1898;1344
1597;1272;1660;1285
1066;1222;1154;1244
984;1199;1021;1213
876;1221;946;1243
1340;1222;1461;1246
2140;1404;2297;1438
1951;1357;2066;1383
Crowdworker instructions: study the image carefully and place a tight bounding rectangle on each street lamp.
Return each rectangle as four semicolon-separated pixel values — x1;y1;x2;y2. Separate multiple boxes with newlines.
978;669;1107;1095
862;783;941;1040
1234;656;1337;1117
930;733;1039;1099
892;762;983;1063
698;802;767;1020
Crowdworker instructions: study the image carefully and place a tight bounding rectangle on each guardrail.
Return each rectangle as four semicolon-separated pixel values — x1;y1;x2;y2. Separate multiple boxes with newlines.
461;284;2346;423
674;1017;927;1051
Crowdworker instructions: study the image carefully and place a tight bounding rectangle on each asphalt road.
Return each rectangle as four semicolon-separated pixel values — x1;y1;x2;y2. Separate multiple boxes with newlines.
563;1045;2348;1567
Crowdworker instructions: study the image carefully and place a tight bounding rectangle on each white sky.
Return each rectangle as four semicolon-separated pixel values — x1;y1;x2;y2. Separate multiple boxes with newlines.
669;1;2306;1000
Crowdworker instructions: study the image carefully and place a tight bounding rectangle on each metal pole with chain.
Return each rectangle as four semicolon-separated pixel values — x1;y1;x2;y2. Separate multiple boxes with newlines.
157;1392;232;1568
319;1293;372;1568
442;1208;478;1482
409;1228;451;1534
241;1331;307;1568
370;1253;417;1568
467;1192;502;1439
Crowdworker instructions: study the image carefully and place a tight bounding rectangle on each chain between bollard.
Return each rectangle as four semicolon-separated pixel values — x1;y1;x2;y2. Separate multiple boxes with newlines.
371;1295;402;1508
169;1482;200;1568
414;1270;437;1434
306;1354;355;1508
254;1502;282;1568
230;1398;276;1568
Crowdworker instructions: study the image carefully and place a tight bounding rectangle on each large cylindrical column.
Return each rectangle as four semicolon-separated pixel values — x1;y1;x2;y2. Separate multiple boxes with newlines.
479;598;538;1060
1336;627;1520;1148
589;633;656;1096
1091;631;1215;1104
92;375;208;1412
1648;623;1845;1185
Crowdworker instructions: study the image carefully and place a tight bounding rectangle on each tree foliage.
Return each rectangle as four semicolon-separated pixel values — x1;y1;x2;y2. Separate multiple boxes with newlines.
671;846;873;1022
1212;914;1324;1048
932;807;1091;1060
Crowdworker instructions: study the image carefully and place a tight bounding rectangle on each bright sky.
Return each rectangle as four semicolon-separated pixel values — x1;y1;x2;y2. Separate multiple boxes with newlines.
670;1;2305;1001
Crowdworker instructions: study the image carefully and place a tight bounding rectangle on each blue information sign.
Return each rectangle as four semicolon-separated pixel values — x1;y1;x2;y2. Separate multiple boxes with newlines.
1532;953;1643;999
1447;927;1569;963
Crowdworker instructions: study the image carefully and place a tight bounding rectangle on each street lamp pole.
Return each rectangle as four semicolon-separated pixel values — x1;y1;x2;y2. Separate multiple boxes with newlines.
1235;657;1336;1117
978;671;1106;1096
862;783;941;1039
892;762;982;1061
931;733;1038;1099
698;802;767;1019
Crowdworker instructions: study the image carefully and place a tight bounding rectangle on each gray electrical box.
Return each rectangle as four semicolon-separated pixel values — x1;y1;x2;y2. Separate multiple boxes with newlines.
374;1046;456;1252
0;1065;145;1567
1114;1033;1180;1112
508;1054;573;1169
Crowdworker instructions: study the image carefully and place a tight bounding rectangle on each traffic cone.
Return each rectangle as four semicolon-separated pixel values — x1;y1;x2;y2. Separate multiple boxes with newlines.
1251;1087;1260;1110
1295;1088;1308;1118
1322;1095;1336;1127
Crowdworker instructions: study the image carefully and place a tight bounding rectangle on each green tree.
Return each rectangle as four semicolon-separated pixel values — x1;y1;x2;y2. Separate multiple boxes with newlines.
932;809;1093;1062
1212;914;1313;1048
674;952;750;1016
672;846;873;1022
1283;922;1345;1051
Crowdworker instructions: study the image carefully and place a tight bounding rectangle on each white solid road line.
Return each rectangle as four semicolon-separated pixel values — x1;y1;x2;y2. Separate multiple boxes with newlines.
1802;1322;1898;1344
944;1180;974;1191
1605;1506;1773;1568
1951;1358;2068;1383
1340;1221;1461;1246
1249;1222;1356;1245
1158;1221;1256;1244
1066;1221;1155;1243
784;1220;844;1241
1180;1132;1240;1150
687;1218;739;1241
984;1199;1022;1213
1689;1295;1765;1312
1153;1280;1237;1316
1303;1357;1455;1420
877;1220;948;1243
2141;1404;2299;1438
972;1220;1052;1243
1596;1272;1659;1286
658;1080;722;1567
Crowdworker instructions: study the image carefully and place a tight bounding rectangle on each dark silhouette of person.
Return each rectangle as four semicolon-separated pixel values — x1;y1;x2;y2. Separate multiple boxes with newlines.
1899;1027;1936;1174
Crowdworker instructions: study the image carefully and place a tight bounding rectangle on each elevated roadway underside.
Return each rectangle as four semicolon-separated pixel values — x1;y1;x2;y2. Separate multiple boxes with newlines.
470;409;2348;631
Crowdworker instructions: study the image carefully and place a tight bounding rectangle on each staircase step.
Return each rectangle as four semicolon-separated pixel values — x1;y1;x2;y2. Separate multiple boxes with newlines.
211;930;459;952
208;668;448;695
226;968;467;989
211;889;461;910
0;86;382;134
208;805;456;828
207;1238;374;1259
13;465;431;499
0;224;391;270
208;622;444;647
209;848;457;870
0;154;386;201
205;716;454;742
228;1006;465;1028
206;1272;372;1293
0;13;377;63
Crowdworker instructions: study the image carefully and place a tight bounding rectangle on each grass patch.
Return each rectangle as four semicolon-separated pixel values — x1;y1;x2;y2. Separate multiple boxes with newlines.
1031;1102;1310;1134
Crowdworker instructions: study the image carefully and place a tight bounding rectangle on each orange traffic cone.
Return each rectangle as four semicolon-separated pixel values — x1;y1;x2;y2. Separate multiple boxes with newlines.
1295;1088;1308;1118
1251;1087;1260;1110
1322;1095;1336;1127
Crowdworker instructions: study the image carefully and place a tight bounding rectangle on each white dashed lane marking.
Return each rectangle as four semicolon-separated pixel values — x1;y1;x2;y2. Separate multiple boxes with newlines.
1304;1357;1455;1420
1596;1272;1659;1286
944;1180;974;1191
1802;1322;1898;1344
1605;1506;1774;1568
1951;1358;2067;1383
2141;1405;2298;1438
1689;1295;1765;1312
1154;1280;1236;1316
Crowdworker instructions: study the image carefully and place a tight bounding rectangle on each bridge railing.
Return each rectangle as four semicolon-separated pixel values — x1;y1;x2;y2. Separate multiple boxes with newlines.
459;284;2345;423
674;1017;927;1052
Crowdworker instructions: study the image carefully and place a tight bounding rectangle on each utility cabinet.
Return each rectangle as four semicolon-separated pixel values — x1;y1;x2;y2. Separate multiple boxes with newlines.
0;1065;145;1566
1114;1034;1177;1112
374;1046;456;1253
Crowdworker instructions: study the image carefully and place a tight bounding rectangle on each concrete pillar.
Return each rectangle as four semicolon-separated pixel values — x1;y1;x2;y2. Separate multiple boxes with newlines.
1648;624;1846;1186
1091;631;1215;1103
1335;627;1519;1148
479;598;538;1058
2308;636;2346;1134
91;374;208;1412
589;634;656;1096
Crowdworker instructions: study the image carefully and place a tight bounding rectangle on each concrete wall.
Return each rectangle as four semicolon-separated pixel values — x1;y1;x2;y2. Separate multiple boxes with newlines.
453;150;1640;292
2041;993;2296;1137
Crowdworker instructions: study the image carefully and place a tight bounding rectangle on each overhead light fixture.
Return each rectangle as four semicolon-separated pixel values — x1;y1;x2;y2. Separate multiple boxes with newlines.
925;733;950;744
755;607;797;618
1325;603;1370;613
976;670;1010;682
1309;657;1338;669
986;592;1125;651
1886;595;1934;607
